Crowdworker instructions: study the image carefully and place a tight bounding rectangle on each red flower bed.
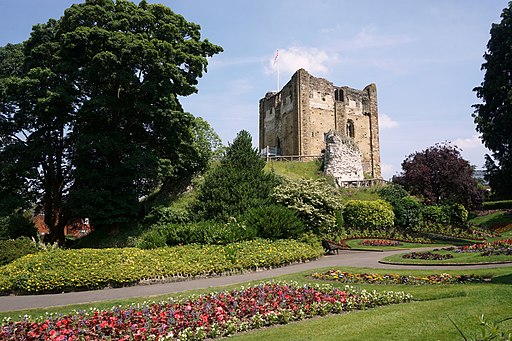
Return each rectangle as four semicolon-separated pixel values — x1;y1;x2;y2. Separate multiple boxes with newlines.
451;239;512;256
0;282;411;340
402;251;454;261
360;239;401;247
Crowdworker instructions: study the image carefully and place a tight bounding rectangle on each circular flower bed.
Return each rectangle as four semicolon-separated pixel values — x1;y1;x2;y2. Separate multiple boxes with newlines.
359;239;401;247
402;251;454;261
0;281;411;340
310;270;487;285
435;239;512;257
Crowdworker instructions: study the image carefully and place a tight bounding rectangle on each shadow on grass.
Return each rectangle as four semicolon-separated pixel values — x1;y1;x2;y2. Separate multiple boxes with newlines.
491;273;512;284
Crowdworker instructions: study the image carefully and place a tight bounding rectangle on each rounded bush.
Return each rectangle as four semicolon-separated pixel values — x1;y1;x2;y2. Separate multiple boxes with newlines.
378;184;423;229
343;200;395;230
0;237;38;265
450;203;469;226
272;178;342;234
242;205;305;240
0;213;37;240
422;205;451;225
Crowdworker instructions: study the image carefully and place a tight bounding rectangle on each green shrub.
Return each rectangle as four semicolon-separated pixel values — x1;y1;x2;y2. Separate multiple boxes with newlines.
422;205;451;225
482;200;512;210
0;239;323;294
0;213;37;240
143;206;190;225
343;200;395;230
136;220;257;249
242;205;305;240
378;184;409;203
397;196;423;229
0;237;38;265
378;184;423;229
450;203;469;226
272;178;342;234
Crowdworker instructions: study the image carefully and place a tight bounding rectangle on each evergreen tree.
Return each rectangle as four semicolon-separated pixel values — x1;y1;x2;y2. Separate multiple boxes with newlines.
0;0;222;244
193;130;278;221
473;2;512;199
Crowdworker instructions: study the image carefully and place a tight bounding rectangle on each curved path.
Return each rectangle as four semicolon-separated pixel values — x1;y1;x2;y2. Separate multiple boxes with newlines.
1;248;511;312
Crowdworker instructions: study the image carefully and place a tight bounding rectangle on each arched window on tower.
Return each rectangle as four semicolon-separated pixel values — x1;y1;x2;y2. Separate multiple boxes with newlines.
346;119;355;139
334;89;344;102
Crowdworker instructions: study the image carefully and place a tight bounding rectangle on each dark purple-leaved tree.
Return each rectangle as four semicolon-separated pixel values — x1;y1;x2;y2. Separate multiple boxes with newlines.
393;144;485;210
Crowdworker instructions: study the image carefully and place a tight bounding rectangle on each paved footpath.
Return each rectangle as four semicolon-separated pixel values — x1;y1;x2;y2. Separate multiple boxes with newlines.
1;248;511;312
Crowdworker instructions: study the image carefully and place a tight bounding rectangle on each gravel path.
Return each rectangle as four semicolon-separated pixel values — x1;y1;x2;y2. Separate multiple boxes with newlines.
1;248;511;312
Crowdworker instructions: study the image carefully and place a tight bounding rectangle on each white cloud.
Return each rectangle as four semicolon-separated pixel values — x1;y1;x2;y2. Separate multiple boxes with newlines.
265;46;337;76
380;163;397;180
349;26;414;50
453;134;484;150
379;113;399;129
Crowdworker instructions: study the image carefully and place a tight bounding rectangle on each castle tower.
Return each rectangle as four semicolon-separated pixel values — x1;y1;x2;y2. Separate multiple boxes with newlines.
259;69;381;178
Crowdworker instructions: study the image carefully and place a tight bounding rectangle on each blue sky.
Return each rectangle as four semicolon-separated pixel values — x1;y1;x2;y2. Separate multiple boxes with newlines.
0;1;507;179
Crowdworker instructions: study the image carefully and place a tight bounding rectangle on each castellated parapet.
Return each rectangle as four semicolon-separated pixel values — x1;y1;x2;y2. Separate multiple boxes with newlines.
259;69;381;179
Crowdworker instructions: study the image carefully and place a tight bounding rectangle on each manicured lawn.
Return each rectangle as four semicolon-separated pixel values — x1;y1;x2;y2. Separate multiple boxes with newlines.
264;160;323;180
2;266;511;340
229;267;512;340
470;210;512;229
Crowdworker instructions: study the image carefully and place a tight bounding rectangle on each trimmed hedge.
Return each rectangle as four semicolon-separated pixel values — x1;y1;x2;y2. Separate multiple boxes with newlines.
343;200;395;230
0;239;323;295
136;220;256;249
483;200;512;210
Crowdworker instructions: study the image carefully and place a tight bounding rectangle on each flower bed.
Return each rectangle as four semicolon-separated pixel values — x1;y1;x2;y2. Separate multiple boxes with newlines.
402;251;454;261
0;281;412;340
0;240;323;295
310;270;487;285
359;239;401;247
437;239;512;257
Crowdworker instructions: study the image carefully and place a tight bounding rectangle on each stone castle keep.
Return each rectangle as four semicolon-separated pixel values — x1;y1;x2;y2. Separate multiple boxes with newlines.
259;69;382;179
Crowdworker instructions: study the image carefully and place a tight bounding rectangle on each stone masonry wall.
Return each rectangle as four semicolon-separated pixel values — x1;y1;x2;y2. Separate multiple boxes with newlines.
259;69;381;178
324;130;364;181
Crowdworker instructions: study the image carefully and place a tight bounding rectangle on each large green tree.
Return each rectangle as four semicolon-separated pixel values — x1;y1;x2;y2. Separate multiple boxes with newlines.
0;0;222;243
473;2;512;199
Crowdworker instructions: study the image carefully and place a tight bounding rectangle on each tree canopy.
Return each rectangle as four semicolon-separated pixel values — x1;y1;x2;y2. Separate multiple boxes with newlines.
0;0;222;243
473;2;512;199
392;144;485;210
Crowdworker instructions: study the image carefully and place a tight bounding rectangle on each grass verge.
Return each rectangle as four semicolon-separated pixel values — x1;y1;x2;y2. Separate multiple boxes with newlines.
2;266;511;340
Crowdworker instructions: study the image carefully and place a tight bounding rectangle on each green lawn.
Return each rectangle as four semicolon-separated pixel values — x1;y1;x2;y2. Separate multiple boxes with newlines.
2;266;511;340
382;250;512;265
264;160;323;180
469;210;512;229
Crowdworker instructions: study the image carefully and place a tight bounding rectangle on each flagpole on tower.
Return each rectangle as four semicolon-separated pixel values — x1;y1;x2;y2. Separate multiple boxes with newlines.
274;49;279;91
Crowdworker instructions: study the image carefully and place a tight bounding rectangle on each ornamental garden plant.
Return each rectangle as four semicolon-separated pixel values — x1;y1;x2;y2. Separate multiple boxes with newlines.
383;238;512;265
0;240;323;295
310;270;488;285
0;281;412;340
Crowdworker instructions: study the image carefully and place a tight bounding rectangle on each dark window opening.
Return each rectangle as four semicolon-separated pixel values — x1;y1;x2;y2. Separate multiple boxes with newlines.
346;120;355;138
334;89;344;102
